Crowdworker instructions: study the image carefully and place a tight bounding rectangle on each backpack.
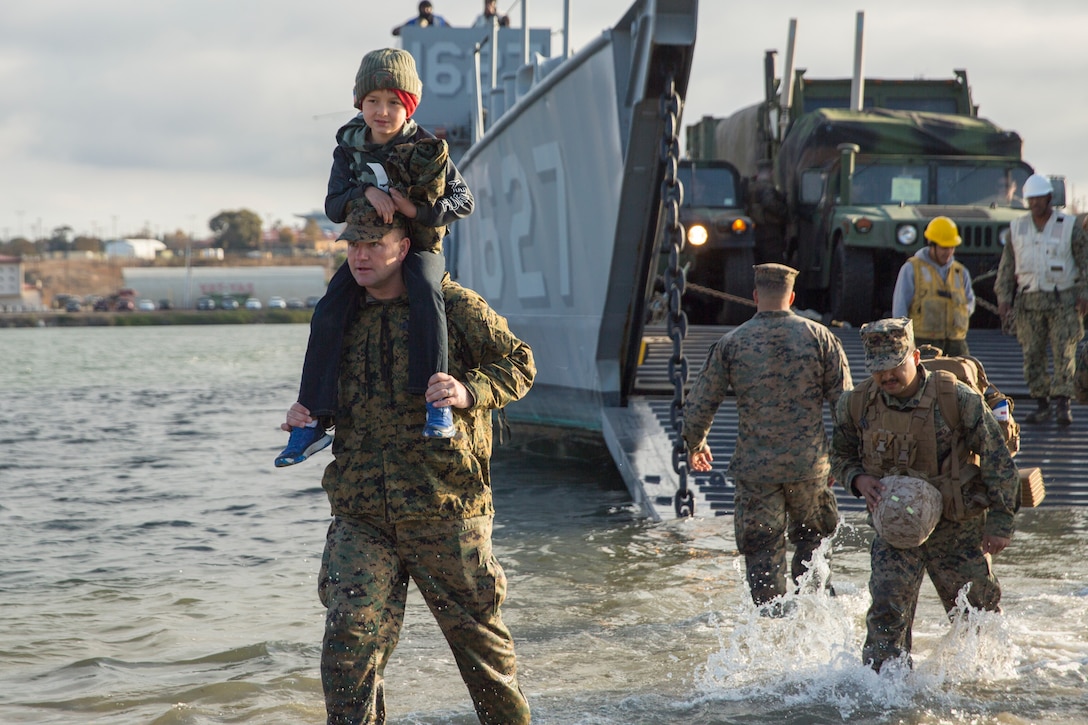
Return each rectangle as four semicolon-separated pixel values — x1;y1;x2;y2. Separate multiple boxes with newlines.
915;345;1020;458
846;345;1026;517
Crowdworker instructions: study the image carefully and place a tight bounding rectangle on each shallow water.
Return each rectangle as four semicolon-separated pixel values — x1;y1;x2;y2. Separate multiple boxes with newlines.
0;325;1085;723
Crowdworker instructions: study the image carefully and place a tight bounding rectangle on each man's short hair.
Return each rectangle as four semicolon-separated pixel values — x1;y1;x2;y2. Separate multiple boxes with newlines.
752;262;798;295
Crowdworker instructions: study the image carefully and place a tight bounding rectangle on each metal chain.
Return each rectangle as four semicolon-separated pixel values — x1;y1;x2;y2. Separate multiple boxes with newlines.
659;75;694;518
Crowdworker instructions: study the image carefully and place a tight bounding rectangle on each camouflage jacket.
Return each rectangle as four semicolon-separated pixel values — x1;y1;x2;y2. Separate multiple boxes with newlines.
830;366;1019;539
321;276;535;523
681;310;852;482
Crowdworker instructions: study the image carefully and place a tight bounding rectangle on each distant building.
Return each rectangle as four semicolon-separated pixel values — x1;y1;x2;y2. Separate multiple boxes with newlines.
122;266;328;308
295;209;344;237
105;238;167;260
0;255;20;297
0;255;41;311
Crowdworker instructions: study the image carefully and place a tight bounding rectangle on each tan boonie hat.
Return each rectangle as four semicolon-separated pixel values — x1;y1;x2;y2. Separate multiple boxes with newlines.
873;475;942;548
338;205;405;243
752;262;798;291
860;317;915;374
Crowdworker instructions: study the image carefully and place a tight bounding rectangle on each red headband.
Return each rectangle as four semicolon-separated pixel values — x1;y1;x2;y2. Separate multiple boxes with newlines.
394;89;419;118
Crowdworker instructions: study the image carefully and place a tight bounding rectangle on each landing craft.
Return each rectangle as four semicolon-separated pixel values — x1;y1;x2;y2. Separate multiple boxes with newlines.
394;5;1088;521
404;0;699;431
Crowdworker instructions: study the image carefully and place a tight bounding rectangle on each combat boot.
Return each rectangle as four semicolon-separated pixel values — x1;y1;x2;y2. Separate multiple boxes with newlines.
1024;397;1053;424
1055;396;1072;426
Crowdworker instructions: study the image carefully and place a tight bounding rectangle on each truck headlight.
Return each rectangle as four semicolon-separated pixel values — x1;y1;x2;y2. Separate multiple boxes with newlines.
896;224;918;246
687;225;709;246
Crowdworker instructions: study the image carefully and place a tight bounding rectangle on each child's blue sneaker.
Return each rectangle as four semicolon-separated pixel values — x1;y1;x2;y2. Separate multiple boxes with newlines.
422;401;456;438
275;426;333;467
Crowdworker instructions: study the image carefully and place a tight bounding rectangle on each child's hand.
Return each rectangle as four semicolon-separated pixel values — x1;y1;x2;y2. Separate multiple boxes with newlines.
281;402;314;431
364;186;397;223
389;188;418;219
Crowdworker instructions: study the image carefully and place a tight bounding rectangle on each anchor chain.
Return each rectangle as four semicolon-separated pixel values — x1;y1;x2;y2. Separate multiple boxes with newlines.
659;75;694;518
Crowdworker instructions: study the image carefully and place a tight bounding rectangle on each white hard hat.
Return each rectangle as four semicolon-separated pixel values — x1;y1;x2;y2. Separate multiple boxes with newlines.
873;476;943;549
1022;173;1053;199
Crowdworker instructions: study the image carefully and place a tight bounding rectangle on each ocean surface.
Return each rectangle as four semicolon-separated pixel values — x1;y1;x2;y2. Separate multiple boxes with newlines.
1;324;1086;724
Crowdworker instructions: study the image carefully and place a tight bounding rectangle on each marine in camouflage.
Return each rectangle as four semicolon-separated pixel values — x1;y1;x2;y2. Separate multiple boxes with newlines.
831;356;1019;671
319;275;535;724
683;279;851;604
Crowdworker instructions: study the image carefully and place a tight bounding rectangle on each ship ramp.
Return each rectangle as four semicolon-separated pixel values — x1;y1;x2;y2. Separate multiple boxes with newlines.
602;326;1088;521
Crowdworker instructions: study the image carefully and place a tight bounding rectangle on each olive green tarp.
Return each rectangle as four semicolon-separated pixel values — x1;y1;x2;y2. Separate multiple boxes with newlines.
777;108;1022;199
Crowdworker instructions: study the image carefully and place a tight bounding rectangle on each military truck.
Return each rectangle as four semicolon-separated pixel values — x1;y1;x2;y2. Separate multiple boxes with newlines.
687;50;1064;327
666;158;756;324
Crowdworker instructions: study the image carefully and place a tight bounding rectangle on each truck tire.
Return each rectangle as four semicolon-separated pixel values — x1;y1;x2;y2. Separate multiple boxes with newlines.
719;248;756;325
829;242;874;327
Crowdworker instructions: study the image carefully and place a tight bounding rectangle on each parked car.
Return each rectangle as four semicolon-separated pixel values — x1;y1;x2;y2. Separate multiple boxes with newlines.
244;297;262;310
305;295;323;308
158;299;173;310
285;298;305;309
196;296;216;310
64;298;82;313
220;297;240;310
137;299;157;311
115;297;135;312
267;296;287;309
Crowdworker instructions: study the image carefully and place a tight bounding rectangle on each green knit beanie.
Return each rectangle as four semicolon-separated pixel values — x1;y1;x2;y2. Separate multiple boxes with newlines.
353;48;423;108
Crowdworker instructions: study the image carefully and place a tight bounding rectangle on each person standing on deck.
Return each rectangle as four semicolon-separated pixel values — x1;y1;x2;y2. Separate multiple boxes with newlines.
995;173;1088;425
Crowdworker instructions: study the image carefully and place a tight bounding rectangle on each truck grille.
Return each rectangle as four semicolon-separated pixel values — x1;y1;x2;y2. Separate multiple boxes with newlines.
958;223;1003;250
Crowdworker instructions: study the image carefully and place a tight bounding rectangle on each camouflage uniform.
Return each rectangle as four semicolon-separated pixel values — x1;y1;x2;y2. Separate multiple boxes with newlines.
830;318;1019;671
683;267;852;604
994;211;1088;401
1077;339;1088;404
319;277;534;725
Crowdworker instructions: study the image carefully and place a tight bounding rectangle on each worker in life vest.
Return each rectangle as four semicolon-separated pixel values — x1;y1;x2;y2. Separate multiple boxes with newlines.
892;216;975;357
995;173;1088;426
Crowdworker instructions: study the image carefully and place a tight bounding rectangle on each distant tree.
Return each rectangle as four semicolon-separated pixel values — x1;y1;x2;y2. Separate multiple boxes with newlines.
46;225;74;253
209;209;262;252
278;226;298;247
298;219;323;249
1;237;37;257
162;229;191;253
72;236;102;254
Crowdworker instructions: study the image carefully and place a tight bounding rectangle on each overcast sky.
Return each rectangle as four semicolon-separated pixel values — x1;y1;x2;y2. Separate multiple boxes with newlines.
2;0;1085;241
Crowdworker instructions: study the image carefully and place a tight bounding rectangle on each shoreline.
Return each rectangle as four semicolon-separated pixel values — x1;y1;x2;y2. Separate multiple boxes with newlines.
0;309;313;328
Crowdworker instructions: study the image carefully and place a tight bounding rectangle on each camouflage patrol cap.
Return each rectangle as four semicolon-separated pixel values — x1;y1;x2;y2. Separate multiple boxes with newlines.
338;205;407;243
860;317;915;374
872;475;942;549
752;263;798;292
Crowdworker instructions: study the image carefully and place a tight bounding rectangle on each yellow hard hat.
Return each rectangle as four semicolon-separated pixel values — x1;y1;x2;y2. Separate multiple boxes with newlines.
924;216;961;248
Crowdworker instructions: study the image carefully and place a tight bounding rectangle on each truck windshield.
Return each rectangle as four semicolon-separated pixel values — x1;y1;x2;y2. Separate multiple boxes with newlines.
678;165;739;208
852;164;928;205
936;164;1030;208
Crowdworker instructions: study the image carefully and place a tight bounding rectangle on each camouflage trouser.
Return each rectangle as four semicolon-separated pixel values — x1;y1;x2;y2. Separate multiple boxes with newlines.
733;478;839;605
863;513;1001;670
318;515;531;725
1014;290;1085;399
1075;339;1088;404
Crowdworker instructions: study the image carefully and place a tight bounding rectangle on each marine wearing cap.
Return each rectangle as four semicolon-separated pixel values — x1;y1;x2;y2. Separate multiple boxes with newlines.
753;262;798;294
860;317;915;374
338;205;406;243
